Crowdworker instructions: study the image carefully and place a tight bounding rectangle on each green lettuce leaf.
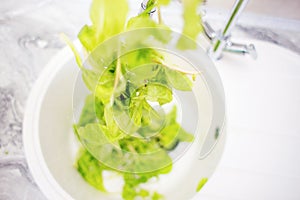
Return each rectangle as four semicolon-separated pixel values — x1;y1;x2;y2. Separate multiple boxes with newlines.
144;83;173;105
177;0;203;49
127;15;171;44
77;149;107;192
77;95;97;127
158;0;171;6
156;106;194;150
165;67;193;91
79;0;129;52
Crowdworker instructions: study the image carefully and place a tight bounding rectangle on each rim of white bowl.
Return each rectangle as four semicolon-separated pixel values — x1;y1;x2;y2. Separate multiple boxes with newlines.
23;37;228;199
23;42;82;200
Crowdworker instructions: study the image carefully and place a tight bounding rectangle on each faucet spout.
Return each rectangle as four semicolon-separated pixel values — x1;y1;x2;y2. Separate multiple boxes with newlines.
207;0;255;60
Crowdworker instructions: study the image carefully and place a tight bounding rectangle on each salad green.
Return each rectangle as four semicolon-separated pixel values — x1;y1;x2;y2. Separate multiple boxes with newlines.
66;0;204;199
196;178;208;192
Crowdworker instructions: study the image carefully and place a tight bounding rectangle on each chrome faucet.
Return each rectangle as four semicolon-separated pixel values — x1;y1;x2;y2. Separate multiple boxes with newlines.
203;0;257;60
140;0;257;60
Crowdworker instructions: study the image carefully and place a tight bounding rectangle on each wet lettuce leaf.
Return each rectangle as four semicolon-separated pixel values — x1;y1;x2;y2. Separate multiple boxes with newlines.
196;178;208;192
69;0;204;199
155;106;194;150
77;95;97;127
165;67;193;91
79;0;129;52
177;0;203;49
77;149;107;192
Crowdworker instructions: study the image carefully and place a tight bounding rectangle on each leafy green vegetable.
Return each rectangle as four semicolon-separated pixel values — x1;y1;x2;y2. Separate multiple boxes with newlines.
77;122;173;172
152;192;165;200
94;63;127;106
127;83;172;127
79;0;128;52
144;83;173;105
78;25;97;52
196;178;208;192
77;95;97;127
122;164;171;200
129;97;148;127
94;96;106;124
77;149;107;192
177;0;203;49
127;19;171;44
155;106;194;150
122;49;161;71
68;0;204;199
60;33;101;92
165;67;193;91
60;33;83;69
157;0;171;6
77;123;110;147
82;69;99;92
124;64;161;86
177;127;195;142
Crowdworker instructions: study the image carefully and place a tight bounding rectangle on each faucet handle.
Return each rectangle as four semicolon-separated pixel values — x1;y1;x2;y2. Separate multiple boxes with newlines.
247;44;258;59
202;18;257;60
202;21;217;40
224;41;258;59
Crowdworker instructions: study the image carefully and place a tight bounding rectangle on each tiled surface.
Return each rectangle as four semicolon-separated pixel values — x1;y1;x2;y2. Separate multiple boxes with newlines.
0;0;89;198
0;0;300;199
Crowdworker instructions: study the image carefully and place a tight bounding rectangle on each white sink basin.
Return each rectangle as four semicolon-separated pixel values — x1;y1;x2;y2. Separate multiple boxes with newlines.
23;36;226;200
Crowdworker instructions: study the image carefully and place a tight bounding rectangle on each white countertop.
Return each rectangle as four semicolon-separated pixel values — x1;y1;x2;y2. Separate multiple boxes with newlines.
197;40;300;200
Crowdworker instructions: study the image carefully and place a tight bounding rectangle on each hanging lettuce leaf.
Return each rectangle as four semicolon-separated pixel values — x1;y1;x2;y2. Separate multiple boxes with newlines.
157;0;171;6
79;0;129;52
177;0;203;49
70;0;203;199
78;25;98;52
60;33;101;92
127;15;171;44
60;33;83;68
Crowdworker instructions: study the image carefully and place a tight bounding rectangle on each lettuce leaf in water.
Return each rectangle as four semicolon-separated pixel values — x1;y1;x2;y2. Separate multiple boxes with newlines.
77;149;107;192
68;0;204;199
75;97;193;199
